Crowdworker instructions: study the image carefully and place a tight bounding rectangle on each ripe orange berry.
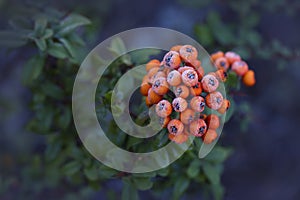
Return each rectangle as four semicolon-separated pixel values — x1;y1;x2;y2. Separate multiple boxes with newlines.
140;82;151;96
225;51;241;65
147;67;160;80
189;119;207;137
242;70;256;87
205;91;224;110
163;51;181;69
179;45;198;63
211;51;224;62
168;132;188;144
152;77;169;95
147;88;162;104
182;69;198;87
190;96;206;113
201;74;219;92
167;70;182;86
215;69;227;82
178;66;194;74
205;114;220;130
167;119;184;135
146;59;161;71
145;96;152;107
142;75;151;84
158;116;171;128
175;85;189;98
170;45;182;52
150;71;166;82
155;100;172;118
189;59;201;69
180;109;195;124
203;129;218;144
217;99;230;114
215;57;230;71
195;66;205;80
231;61;249;76
172;97;188;112
190;82;202;96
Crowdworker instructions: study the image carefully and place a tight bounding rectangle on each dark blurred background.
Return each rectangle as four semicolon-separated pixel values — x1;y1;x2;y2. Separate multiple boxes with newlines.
1;0;300;199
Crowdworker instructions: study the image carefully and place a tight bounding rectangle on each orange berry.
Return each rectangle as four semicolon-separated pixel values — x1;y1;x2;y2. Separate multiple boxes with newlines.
182;69;198;87
178;66;194;74
242;70;256;87
190;96;206;113
205;114;220;130
203;129;218;144
195;66;205;80
179;45;198;63
172;97;188;112
205;91;224;110
217;99;230;114
201;74;219;92
163;51;181;69
189;119;207;137
170;45;182;52
155;100;172;118
190;82;202;96
215;57;230;71
180;109;195;124
167;70;182;86
215;69;227;82
140;82;151;96
159;116;171;128
147;88;162;104
152;77;169;95
168;132;188;144
199;113;207;120
225;51;241;65
231;61;249;76
175;85;189;98
211;51;224;62
167;119;184;135
142;75;151;84
146;59;161;71
147;67;160;80
145;96;152;107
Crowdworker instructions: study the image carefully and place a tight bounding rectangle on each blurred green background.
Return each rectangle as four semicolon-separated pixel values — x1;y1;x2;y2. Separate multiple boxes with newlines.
1;0;300;199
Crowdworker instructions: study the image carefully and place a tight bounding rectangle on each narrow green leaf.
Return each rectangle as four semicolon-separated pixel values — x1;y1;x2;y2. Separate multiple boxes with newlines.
187;160;201;178
62;161;81;176
122;177;139;200
173;177;190;200
0;31;28;48
194;24;214;46
21;55;45;86
41;29;54;40
202;163;222;185
204;147;233;163
58;38;76;58
132;177;153;191
34;38;47;51
57;13;91;35
84;166;99;181
34;17;47;37
40;82;64;99
47;41;69;59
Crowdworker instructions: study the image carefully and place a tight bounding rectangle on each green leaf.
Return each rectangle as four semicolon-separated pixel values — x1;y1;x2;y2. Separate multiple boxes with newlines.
202;162;222;185
41;29;54;40
187;160;201;178
0;31;28;48
62;161;81;176
84;166;99;181
57;13;91;35
47;41;69;59
173;177;190;200
40;82;64;99
122;177;139;200
108;37;132;65
132;177;153;191
34;38;47;51
194;24;214;46
22;55;45;86
204;147;233;164
34;17;47;37
58;38;76;58
58;107;71;129
211;183;224;200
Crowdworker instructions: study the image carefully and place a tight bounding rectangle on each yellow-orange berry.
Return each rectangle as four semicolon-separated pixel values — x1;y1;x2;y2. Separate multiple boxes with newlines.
142;75;151;84
155;100;172;118
172;97;188;112
189;119;207;137
180;109;195;124
231;61;249;76
168;132;188;144
147;88;162;104
175;85;189;98
215;57;230;71
211;51;224;62
203;129;218;144
205;91;224;110
146;59;161;71
170;45;182;52
145;96;152;107
205;114;220;130
242;70;256;87
182;69;198;87
147;67;160;80
167;119;184;135
225;51;241;65
195;66;205;80
217;99;230;114
167;70;182;86
178;66;194;74
189;59;201;69
190;82;202;96
179;45;198;63
152;77;169;95
190;96;206;113
201;74;219;92
163;51;181;69
158;116;171;128
215;69;227;82
140;82;151;96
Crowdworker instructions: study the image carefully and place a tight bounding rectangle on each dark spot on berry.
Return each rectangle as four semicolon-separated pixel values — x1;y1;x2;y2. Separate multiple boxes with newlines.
187;72;195;79
171;125;177;133
154;80;160;87
175;102;180;110
198;126;206;134
186;47;193;53
216;97;222;104
159;103;164;111
220;61;226;67
193;83;199;88
208;78;215;86
200;101;205;108
223;71;227;78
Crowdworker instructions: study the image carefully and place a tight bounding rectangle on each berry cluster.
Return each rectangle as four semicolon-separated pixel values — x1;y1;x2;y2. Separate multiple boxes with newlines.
140;45;255;144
